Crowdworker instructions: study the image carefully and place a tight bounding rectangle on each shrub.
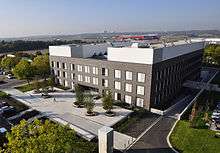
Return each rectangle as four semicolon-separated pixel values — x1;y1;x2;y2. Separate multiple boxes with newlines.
84;94;95;114
0;91;10;98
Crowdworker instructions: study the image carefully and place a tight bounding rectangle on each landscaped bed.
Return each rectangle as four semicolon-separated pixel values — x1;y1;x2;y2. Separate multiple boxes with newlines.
14;82;45;92
114;108;160;138
10;110;40;125
170;120;220;153
170;89;220;153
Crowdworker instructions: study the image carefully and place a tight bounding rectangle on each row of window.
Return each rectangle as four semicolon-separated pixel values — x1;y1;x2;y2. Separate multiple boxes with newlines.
114;93;144;107
76;74;145;95
52;61;146;83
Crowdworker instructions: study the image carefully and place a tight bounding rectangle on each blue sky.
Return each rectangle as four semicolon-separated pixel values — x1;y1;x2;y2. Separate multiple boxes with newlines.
0;0;219;37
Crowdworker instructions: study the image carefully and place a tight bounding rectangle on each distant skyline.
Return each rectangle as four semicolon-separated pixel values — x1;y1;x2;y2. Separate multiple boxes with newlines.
0;0;220;38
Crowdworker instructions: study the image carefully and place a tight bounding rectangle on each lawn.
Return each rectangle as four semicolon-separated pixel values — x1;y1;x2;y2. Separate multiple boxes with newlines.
211;72;220;85
15;82;70;92
170;120;220;153
14;82;42;92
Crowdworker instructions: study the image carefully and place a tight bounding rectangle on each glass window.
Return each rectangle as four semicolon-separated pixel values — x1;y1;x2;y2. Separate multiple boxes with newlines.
92;77;98;85
71;64;75;71
77;75;83;82
85;66;90;73
102;79;108;87
62;63;67;69
102;68;108;76
77;65;83;72
85;76;90;83
137;86;145;95
125;95;132;104
114;70;121;79
126;71;132;80
125;83;132;92
63;71;67;78
51;61;54;67
114;81;121;90
57;70;60;77
56;62;60;68
136;98;144;107
71;73;75;79
92;67;99;75
137;73;145;83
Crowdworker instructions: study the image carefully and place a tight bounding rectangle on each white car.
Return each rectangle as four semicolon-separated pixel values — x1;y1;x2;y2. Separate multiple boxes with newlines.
0;127;7;134
6;74;13;79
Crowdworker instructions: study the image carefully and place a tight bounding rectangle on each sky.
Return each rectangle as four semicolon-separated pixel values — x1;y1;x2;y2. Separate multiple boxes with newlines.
0;0;220;38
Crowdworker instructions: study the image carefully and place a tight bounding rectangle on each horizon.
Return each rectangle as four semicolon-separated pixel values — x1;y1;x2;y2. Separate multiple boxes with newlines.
0;0;220;38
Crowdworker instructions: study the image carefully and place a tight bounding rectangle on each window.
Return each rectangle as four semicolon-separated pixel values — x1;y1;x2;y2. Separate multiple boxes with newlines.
64;80;68;87
77;65;83;72
85;66;90;73
62;63;67;69
125;95;132;104
137;73;145;83
92;77;98;85
63;71;67;78
114;93;121;101
102;68;108;76
71;64;75;71
125;83;132;92
77;75;83;82
71;73;75;79
136;98;144;107
57;70;60;77
56;62;60;68
137;86;145;95
114;81;121;90
114;70;121;79
102;79;108;87
51;61;54;67
126;71;132;80
85;76;90;83
92;67;99;75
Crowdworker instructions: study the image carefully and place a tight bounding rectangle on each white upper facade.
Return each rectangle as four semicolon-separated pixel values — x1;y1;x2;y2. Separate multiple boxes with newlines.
49;43;112;58
49;41;205;65
107;41;205;64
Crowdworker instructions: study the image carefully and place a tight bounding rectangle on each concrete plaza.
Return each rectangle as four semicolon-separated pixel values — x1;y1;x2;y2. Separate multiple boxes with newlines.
3;88;134;151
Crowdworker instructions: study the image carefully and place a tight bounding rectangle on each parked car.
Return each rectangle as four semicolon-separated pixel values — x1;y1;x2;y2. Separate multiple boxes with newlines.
212;114;220;119
6;74;14;79
0;127;7;134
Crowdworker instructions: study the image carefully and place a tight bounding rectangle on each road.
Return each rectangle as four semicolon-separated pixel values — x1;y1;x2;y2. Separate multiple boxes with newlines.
0;77;26;89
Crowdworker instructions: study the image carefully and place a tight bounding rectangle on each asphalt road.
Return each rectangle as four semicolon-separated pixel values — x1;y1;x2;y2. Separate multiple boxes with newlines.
0;77;26;89
126;94;195;153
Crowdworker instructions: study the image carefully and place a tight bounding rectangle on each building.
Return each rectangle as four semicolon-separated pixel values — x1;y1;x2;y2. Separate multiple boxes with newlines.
49;41;204;110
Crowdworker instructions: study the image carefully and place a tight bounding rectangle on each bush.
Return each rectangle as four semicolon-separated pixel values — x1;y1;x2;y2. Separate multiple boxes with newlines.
0;91;10;98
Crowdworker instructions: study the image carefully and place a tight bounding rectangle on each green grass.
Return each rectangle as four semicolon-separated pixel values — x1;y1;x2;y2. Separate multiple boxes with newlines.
15;82;45;92
211;72;220;85
0;91;10;98
170;120;220;153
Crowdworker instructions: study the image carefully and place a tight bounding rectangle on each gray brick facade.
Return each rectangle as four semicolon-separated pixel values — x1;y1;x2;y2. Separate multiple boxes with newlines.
49;49;203;110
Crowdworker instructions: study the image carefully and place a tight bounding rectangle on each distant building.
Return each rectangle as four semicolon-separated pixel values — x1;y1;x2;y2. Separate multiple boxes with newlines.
49;40;204;110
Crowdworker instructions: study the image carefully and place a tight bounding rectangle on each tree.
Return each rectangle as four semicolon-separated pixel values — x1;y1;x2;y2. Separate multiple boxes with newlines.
74;84;85;107
32;54;50;80
84;94;95;114
1;57;19;70
13;60;34;84
190;102;197;127
1;119;97;153
102;90;113;114
48;75;56;91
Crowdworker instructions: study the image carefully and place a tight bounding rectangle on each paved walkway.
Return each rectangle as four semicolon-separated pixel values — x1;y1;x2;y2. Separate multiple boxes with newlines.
3;88;134;151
